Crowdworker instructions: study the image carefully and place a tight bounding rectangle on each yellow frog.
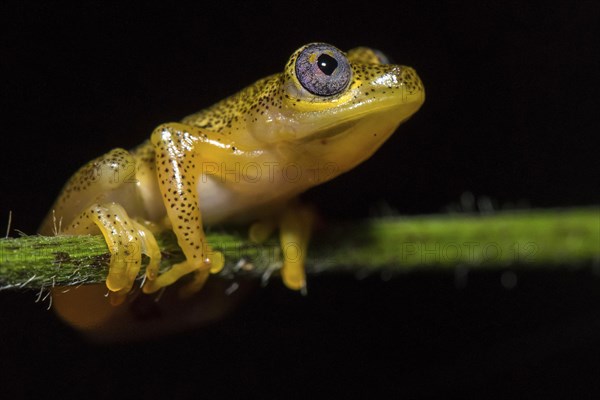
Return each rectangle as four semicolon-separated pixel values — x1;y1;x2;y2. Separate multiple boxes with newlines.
40;42;424;308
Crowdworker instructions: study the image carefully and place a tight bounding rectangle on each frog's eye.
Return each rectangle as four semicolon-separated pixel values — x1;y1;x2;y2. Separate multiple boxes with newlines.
372;49;391;65
295;43;352;97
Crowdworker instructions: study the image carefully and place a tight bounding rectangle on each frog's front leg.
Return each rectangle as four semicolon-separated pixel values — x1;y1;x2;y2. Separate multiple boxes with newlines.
250;203;315;291
279;204;315;291
142;123;225;295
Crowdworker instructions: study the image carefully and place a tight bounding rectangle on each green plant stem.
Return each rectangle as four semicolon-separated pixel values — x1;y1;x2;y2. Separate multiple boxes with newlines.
0;207;598;290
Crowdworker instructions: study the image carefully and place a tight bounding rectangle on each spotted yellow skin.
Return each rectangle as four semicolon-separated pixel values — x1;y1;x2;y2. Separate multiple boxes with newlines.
40;43;424;304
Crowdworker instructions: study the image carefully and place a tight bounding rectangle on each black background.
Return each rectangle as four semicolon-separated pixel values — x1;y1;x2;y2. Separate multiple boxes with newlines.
1;1;599;398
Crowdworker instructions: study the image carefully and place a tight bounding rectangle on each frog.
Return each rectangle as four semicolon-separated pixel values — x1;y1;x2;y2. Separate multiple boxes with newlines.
40;42;425;310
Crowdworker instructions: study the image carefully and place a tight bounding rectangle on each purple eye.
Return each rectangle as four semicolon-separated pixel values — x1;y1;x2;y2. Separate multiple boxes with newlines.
295;43;351;97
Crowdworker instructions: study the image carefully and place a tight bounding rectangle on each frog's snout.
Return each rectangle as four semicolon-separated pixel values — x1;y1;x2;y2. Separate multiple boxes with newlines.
399;66;425;101
365;63;424;107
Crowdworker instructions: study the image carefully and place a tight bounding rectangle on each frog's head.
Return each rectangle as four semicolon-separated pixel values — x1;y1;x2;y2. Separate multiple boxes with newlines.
249;42;424;168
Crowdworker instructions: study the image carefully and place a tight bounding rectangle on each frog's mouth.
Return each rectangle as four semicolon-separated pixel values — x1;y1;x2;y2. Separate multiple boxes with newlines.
302;120;357;142
299;100;421;144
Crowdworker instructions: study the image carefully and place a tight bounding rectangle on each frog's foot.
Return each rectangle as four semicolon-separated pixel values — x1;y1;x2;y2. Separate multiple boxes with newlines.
279;205;315;291
63;203;162;304
249;217;277;244
142;248;224;297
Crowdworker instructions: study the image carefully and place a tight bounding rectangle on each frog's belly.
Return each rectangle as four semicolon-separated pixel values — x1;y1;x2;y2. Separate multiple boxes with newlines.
197;175;288;225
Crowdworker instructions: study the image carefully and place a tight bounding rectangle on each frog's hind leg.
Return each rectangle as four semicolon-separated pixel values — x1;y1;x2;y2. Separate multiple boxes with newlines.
40;148;138;235
62;203;160;304
41;148;161;304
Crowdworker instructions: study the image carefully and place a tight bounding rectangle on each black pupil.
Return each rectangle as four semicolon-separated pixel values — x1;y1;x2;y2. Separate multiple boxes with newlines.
317;53;338;75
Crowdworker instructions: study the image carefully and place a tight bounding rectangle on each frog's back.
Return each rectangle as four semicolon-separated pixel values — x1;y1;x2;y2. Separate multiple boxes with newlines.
182;76;280;140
